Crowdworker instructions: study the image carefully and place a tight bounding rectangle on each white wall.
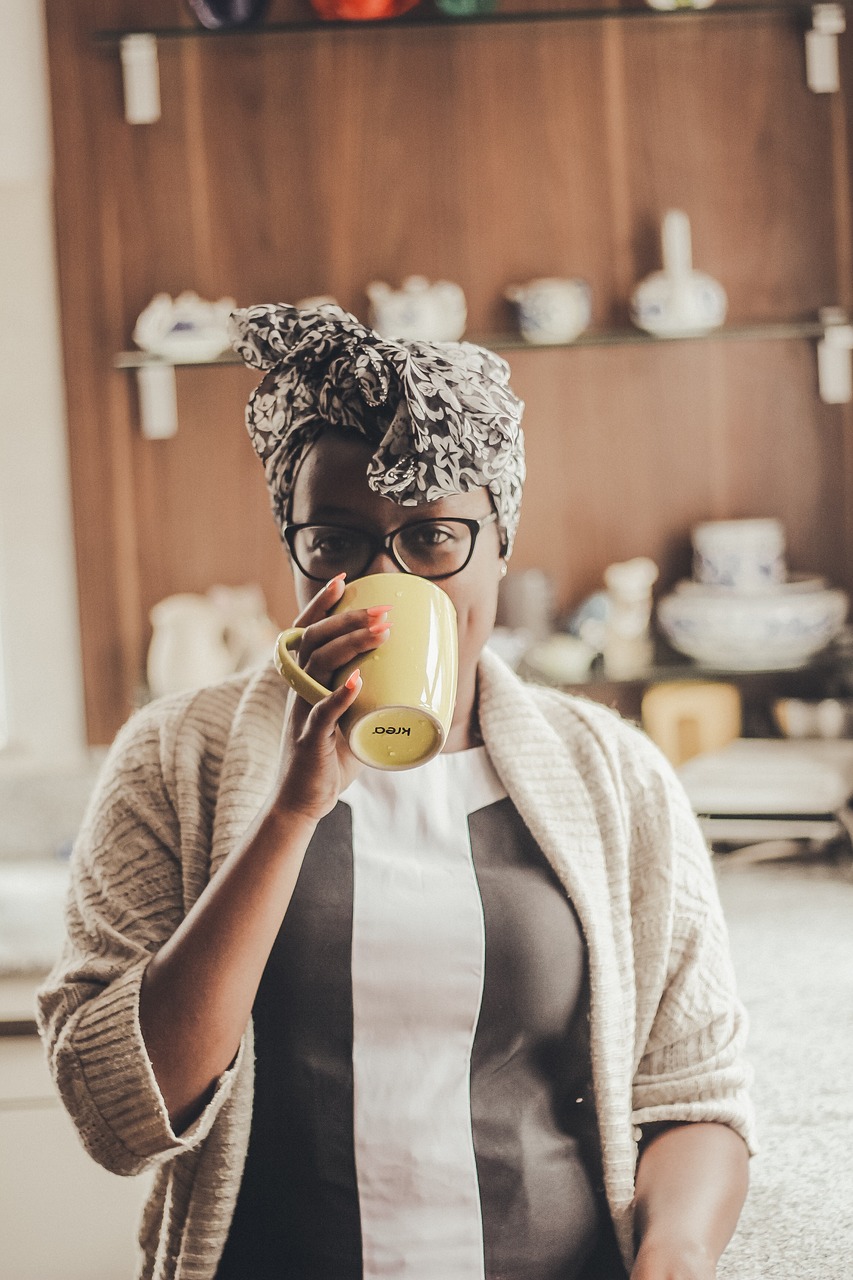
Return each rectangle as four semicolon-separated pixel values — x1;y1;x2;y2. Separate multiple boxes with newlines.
0;1;87;764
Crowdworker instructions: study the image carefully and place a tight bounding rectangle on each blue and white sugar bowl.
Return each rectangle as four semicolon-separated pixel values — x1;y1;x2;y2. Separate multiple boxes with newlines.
505;277;592;345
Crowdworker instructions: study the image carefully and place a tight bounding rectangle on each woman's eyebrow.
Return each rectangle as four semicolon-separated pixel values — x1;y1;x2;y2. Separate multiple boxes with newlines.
304;507;433;526
300;506;363;522
301;505;467;527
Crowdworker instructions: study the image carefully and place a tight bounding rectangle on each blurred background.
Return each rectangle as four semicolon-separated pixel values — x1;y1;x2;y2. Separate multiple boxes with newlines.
2;1;853;1277
6;0;853;756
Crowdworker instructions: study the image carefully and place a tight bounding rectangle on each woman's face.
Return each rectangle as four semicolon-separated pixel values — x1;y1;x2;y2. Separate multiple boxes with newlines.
288;431;505;691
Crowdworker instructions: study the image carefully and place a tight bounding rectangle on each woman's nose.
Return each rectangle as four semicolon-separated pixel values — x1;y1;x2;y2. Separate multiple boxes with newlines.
366;549;401;575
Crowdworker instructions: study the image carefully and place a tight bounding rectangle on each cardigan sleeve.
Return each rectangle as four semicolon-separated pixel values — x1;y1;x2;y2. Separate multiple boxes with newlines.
36;698;246;1177
620;729;758;1156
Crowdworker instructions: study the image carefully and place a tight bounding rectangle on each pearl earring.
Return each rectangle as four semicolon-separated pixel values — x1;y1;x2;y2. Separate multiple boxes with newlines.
500;562;508;578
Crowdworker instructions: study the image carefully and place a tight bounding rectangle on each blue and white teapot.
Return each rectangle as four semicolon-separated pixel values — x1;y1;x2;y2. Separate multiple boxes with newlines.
366;275;467;343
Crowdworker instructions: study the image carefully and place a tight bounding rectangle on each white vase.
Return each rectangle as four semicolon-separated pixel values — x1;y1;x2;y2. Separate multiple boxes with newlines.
631;210;727;337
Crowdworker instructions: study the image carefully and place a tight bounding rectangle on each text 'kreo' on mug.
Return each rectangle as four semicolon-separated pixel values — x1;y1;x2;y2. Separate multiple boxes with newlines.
274;573;458;770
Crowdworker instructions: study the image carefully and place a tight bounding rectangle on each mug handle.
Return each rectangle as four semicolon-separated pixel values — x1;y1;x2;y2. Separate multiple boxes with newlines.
274;629;334;705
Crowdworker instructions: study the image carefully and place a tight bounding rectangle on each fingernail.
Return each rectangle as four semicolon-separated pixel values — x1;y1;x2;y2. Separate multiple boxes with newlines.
326;572;347;589
345;668;361;691
368;621;392;636
366;605;391;617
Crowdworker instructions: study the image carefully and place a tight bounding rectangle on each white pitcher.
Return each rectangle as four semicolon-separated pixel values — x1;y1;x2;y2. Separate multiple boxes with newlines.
147;594;235;698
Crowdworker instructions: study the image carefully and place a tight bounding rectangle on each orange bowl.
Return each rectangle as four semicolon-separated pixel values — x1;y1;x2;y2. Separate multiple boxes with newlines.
310;0;420;18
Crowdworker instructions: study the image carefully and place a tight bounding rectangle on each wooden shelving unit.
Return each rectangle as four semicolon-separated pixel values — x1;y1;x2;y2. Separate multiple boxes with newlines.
46;0;853;741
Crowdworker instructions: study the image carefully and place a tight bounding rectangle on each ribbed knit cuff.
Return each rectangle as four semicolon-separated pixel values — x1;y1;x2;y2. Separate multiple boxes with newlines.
62;958;244;1166
632;1094;758;1158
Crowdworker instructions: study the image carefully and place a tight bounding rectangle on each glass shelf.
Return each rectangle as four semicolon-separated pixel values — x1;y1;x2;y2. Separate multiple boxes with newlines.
481;319;827;350
113;318;827;368
115;350;243;369
520;633;853;689
93;0;845;41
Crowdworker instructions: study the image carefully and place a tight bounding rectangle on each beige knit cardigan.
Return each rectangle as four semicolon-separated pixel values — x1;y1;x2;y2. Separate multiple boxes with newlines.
38;647;756;1280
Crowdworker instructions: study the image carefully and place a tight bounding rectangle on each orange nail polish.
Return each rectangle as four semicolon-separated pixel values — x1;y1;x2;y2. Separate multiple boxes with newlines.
326;572;347;589
366;605;392;617
345;668;361;691
368;621;391;636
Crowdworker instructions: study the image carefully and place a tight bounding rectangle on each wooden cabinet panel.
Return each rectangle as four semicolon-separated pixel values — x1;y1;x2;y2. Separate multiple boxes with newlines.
131;365;297;632
618;20;838;320
509;339;845;605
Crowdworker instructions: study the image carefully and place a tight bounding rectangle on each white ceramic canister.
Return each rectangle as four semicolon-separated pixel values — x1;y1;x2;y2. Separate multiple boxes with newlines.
691;517;786;591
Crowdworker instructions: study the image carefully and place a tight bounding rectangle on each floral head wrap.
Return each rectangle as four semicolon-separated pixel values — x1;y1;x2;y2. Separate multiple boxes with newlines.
228;302;526;555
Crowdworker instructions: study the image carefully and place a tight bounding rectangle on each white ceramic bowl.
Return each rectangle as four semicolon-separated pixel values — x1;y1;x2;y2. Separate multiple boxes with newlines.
657;585;848;670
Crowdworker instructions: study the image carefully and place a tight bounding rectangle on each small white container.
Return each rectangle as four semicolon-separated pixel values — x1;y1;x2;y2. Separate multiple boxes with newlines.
691;517;786;592
504;277;592;345
133;290;236;360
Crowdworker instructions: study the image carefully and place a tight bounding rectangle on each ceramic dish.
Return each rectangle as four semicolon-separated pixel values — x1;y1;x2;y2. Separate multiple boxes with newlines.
133;291;236;361
657;586;848;670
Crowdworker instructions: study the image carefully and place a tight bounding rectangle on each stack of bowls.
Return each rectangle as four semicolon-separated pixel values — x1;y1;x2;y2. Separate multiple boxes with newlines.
657;519;848;670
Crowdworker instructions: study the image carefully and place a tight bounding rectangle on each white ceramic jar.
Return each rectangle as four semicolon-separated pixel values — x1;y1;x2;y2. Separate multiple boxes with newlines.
691;517;786;591
147;593;235;697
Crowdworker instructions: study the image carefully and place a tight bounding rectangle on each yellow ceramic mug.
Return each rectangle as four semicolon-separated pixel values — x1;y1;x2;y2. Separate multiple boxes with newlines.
274;573;458;770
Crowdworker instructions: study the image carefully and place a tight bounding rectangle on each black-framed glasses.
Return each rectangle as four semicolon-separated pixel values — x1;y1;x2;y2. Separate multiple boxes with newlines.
283;512;498;582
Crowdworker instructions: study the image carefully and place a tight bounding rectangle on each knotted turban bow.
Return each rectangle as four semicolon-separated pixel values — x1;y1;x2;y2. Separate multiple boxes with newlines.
228;302;526;554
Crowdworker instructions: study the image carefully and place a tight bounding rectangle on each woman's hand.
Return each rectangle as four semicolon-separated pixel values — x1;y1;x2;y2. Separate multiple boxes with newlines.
274;573;391;822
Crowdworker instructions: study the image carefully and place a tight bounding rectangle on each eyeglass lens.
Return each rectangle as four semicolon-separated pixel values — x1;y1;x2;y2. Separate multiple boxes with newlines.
291;521;475;580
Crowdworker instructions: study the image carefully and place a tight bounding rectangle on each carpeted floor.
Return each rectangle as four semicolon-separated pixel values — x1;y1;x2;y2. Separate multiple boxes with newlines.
714;855;853;1279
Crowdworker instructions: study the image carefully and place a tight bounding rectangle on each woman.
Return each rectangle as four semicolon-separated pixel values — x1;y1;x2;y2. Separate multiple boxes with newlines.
38;303;755;1280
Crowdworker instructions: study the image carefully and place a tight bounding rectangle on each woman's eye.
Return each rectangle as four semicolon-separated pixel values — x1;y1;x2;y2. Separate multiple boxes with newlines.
309;531;357;556
409;524;456;547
